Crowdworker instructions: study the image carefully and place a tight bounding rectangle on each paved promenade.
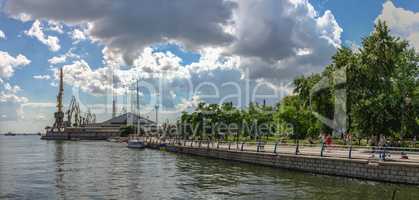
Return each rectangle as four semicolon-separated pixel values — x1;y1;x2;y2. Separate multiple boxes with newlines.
153;139;419;164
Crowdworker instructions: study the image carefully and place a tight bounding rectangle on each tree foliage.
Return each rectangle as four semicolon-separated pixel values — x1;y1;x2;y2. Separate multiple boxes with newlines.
178;21;418;144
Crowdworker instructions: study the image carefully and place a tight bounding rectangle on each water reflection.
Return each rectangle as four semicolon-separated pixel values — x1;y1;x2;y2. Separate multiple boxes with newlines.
54;141;64;199
1;136;418;200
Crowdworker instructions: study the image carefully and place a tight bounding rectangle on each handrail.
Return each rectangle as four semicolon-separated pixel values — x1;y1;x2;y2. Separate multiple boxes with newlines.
157;139;419;151
143;137;419;163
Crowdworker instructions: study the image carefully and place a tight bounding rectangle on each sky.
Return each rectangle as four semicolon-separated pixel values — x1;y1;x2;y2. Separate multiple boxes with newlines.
0;0;418;133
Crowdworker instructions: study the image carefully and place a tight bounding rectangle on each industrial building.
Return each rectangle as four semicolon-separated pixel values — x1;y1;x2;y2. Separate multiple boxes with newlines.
42;68;157;140
43;112;157;140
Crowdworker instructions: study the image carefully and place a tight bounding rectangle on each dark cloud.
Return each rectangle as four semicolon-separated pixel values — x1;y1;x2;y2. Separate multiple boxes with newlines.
5;0;342;90
5;0;237;62
231;0;342;82
4;0;110;22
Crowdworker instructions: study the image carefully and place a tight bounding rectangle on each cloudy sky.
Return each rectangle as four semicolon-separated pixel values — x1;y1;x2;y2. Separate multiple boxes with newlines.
0;0;418;133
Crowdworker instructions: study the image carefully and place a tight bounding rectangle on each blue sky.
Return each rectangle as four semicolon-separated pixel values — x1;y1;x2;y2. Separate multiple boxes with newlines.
0;0;418;132
311;0;419;45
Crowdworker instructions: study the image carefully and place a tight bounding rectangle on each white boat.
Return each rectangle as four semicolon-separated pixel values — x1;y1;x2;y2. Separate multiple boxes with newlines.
127;139;145;149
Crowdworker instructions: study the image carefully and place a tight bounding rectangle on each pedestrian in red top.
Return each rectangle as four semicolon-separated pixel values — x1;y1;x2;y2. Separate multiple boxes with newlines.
325;134;332;151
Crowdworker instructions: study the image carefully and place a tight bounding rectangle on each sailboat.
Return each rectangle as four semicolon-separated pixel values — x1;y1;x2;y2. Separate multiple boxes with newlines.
127;79;145;149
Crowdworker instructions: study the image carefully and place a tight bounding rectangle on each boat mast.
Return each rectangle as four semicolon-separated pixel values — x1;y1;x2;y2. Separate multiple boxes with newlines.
112;70;117;118
155;92;159;128
136;79;140;136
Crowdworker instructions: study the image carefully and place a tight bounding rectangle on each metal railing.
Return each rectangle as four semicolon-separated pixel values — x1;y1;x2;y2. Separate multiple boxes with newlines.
145;138;419;163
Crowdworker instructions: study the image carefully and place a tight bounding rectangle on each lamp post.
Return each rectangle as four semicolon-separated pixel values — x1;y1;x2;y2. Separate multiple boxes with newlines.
401;96;411;142
155;104;159;131
136;79;140;136
155;92;160;137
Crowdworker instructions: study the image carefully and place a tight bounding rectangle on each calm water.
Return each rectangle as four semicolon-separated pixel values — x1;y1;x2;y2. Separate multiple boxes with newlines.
1;135;418;200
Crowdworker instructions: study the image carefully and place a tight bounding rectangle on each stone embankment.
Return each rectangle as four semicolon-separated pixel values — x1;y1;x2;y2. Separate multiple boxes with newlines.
162;144;419;185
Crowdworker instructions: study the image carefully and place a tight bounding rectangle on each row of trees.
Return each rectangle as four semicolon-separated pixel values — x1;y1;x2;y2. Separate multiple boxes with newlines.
177;21;418;145
178;102;276;140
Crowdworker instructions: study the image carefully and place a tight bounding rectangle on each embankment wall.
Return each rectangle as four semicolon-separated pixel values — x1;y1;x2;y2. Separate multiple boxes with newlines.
165;145;419;184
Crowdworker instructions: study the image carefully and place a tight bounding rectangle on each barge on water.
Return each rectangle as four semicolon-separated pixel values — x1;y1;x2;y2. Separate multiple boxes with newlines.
41;127;120;140
4;132;16;136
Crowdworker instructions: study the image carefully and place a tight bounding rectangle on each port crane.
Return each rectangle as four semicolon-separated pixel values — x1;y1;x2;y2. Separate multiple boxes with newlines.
66;96;80;127
51;68;65;132
65;96;96;127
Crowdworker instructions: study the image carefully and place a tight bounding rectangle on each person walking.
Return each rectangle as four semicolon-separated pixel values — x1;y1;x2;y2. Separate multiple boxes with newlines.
325;134;332;152
378;134;386;160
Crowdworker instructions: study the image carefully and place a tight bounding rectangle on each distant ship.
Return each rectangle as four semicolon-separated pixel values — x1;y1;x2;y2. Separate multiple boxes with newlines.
5;132;16;136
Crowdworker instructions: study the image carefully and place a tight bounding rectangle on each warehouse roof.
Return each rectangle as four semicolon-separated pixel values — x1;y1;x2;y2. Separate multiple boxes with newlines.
101;112;156;126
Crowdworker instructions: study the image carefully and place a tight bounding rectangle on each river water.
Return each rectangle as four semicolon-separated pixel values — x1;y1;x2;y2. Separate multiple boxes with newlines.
1;135;418;200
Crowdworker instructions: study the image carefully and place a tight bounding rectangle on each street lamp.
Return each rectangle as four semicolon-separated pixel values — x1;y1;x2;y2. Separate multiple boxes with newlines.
155;92;160;137
401;96;412;142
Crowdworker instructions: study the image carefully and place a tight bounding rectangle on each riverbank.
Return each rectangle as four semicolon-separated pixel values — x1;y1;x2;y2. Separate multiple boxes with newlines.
150;142;419;185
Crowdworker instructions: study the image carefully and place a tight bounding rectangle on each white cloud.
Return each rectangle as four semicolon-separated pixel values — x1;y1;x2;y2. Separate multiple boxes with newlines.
3;0;347;132
24;20;60;51
70;29;87;44
132;47;189;80
60;59;113;95
0;30;5;39
377;1;419;51
345;40;361;53
0;83;28;103
230;0;342;83
6;0;342;85
4;83;22;93
48;49;80;65
57;46;224;95
0;51;31;79
6;0;339;114
33;74;51;80
22;102;55;108
14;13;32;22
1;100;55;132
5;0;236;62
186;47;239;74
48;55;66;65
316;10;342;48
54;45;241;104
102;46;125;70
176;95;202;111
50;82;58;87
54;46;287;116
47;20;64;34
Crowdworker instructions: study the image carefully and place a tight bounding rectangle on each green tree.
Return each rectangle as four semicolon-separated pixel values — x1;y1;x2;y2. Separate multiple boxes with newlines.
352;21;418;143
274;96;316;140
120;125;135;137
